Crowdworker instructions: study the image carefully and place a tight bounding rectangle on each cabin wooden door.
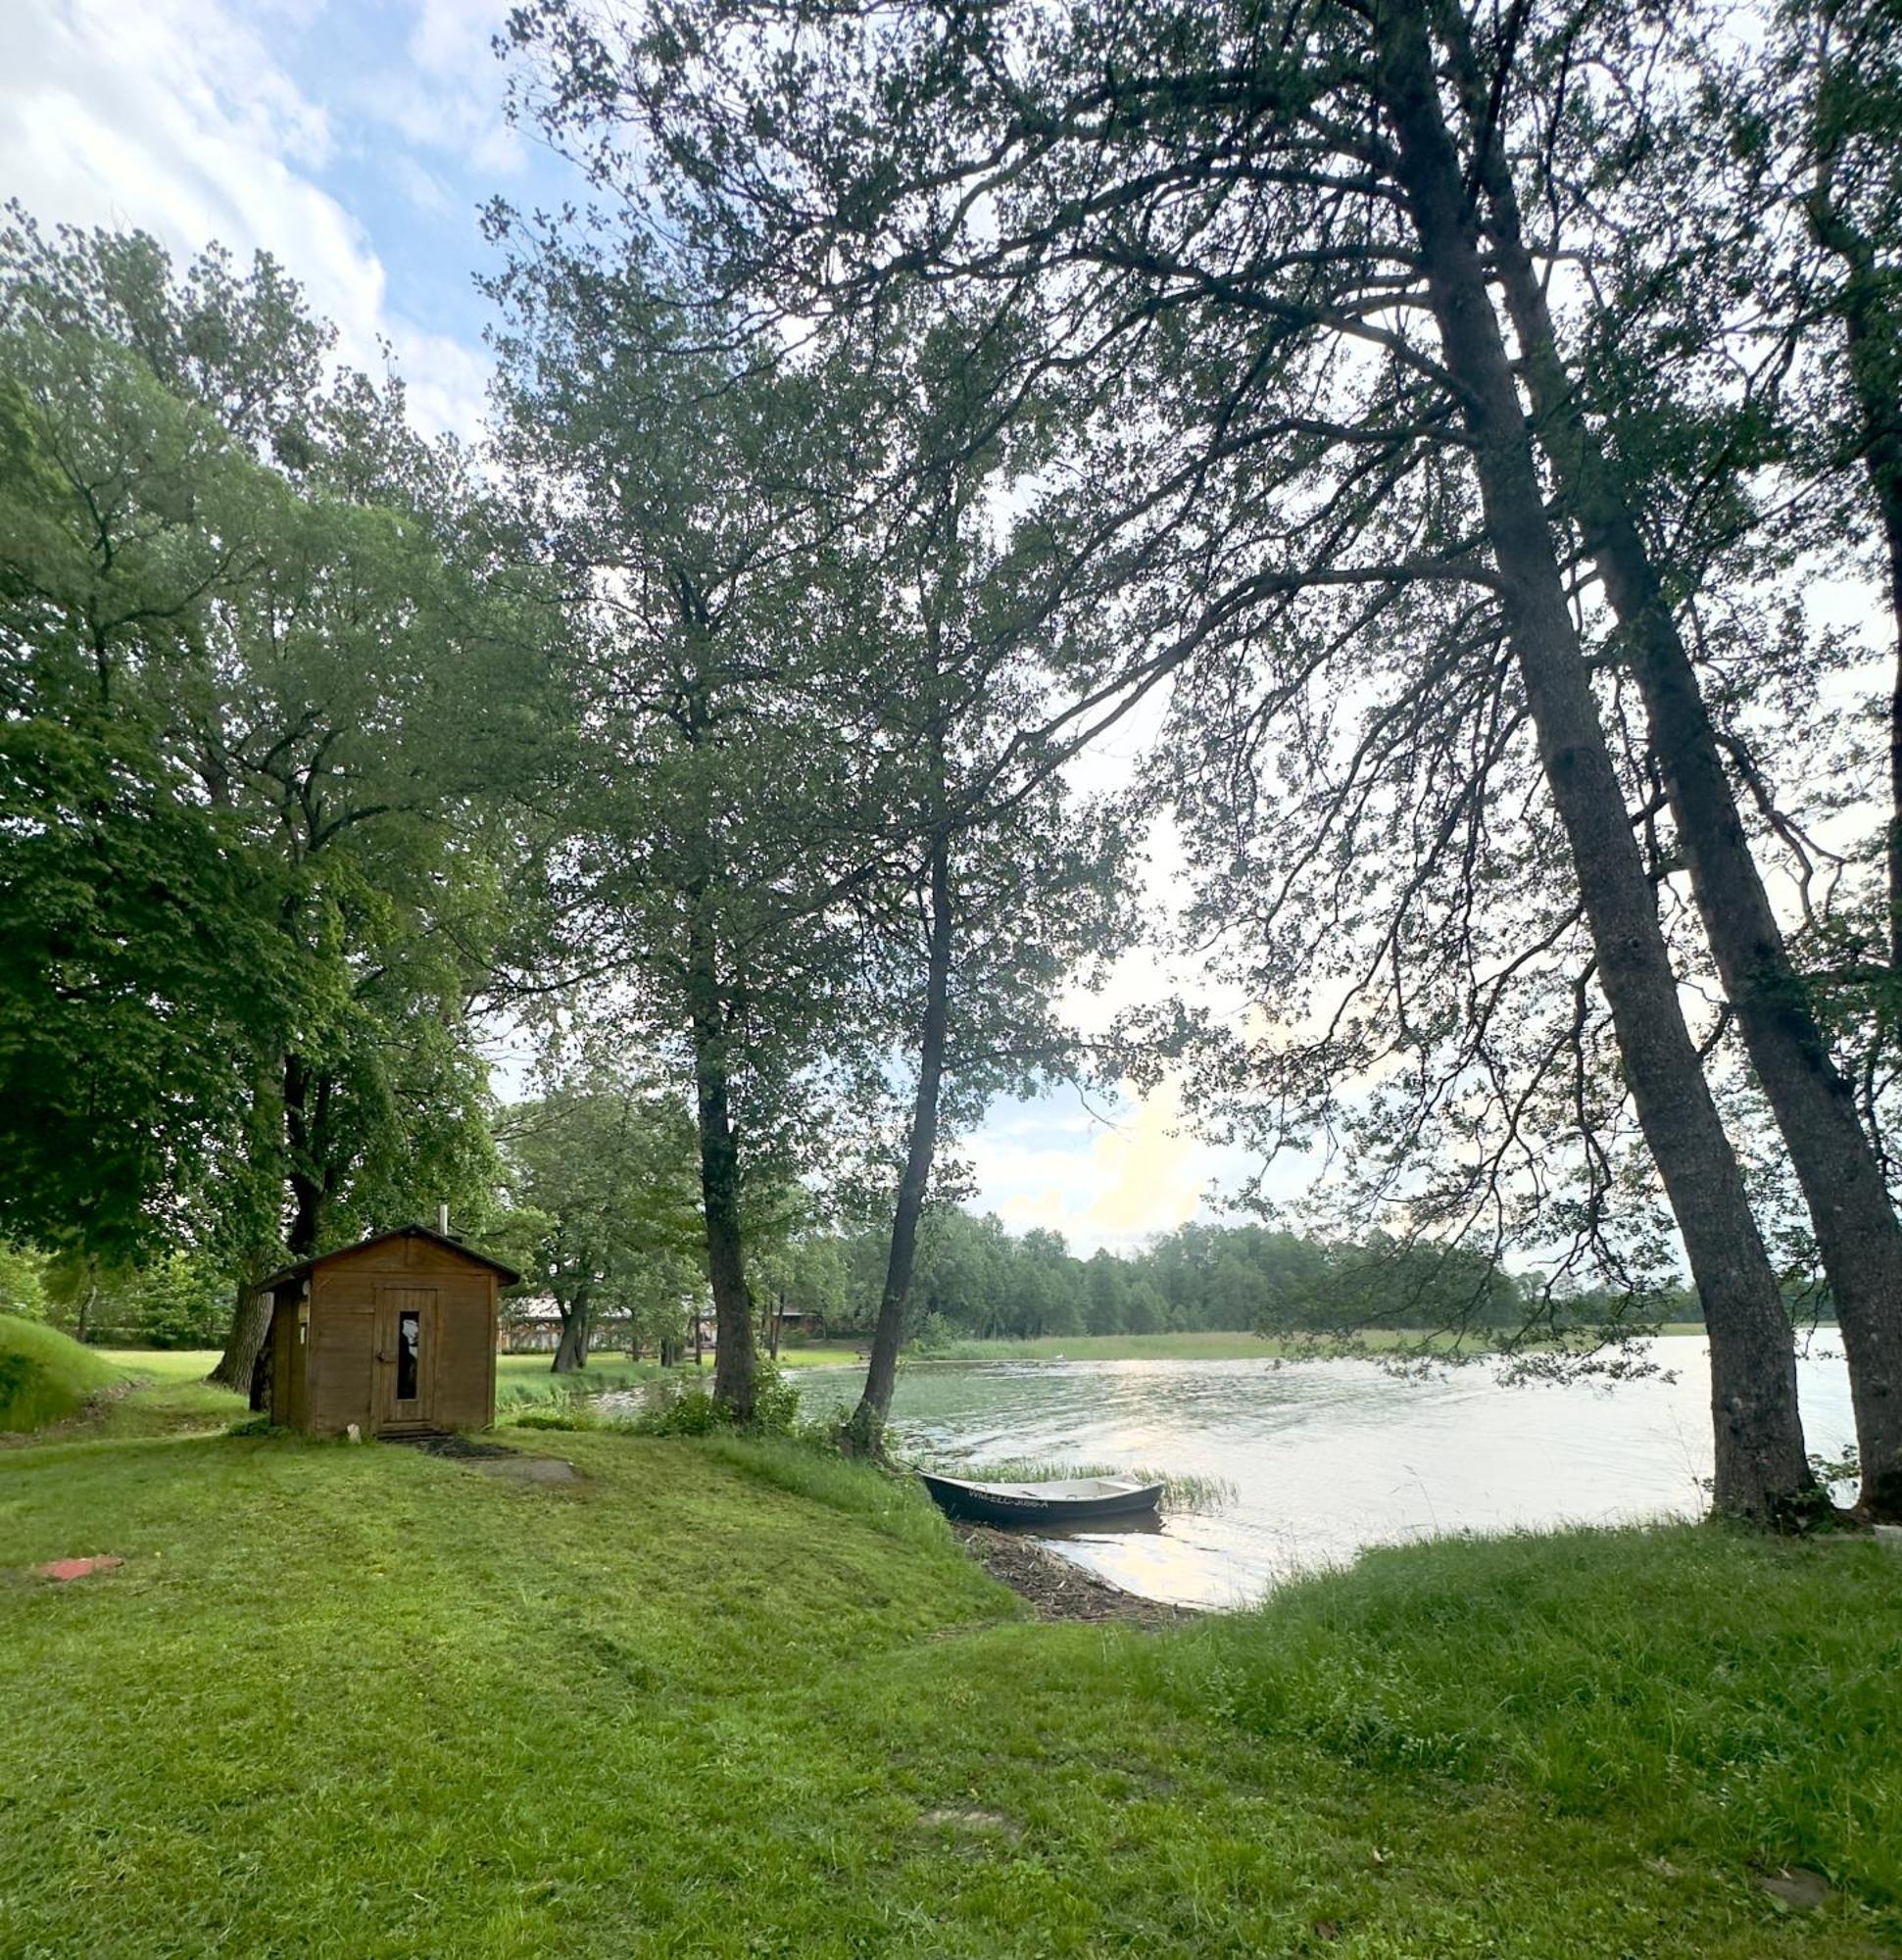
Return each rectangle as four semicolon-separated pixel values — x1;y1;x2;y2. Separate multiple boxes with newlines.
374;1285;439;1431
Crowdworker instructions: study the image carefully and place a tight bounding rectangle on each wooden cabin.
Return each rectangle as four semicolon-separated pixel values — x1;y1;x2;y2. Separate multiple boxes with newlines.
261;1226;520;1437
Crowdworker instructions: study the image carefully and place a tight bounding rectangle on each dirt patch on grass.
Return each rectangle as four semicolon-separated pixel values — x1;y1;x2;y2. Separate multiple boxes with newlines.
951;1523;1199;1628
473;1455;580;1485
386;1432;519;1460
919;1805;1022;1841
0;1379;137;1448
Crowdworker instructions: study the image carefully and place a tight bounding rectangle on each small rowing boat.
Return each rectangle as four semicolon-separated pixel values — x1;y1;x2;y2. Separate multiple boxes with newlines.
918;1470;1164;1526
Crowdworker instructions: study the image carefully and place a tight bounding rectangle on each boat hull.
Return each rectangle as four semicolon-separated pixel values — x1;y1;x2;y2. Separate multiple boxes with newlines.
919;1472;1164;1526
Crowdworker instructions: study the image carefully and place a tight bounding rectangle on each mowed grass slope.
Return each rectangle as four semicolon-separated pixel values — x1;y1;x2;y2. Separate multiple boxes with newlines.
38;1346;247;1441
1;1424;1897;1958
0;1314;125;1432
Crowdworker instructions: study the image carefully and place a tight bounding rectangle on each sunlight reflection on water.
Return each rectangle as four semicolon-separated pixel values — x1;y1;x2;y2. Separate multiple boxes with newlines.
789;1338;1856;1606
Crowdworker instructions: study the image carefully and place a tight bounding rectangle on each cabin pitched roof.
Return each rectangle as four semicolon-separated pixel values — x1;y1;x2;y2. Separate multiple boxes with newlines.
261;1224;521;1292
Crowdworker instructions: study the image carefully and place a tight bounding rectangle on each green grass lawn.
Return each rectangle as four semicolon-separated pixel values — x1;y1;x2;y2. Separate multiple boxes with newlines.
68;1349;256;1441
93;1348;226;1383
2;1412;1896;1958
85;1325;1719;1404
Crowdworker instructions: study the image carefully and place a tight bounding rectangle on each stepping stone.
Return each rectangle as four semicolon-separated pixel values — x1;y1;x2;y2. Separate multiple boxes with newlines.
1757;1869;1832;1911
34;1555;123;1583
920;1807;1021;1839
472;1456;578;1485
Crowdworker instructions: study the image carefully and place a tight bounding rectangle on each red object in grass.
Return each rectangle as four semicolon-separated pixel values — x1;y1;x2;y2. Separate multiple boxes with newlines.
34;1555;123;1583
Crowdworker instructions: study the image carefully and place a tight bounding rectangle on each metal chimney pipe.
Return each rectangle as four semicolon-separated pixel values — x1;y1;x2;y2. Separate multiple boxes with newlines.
438;1200;450;1235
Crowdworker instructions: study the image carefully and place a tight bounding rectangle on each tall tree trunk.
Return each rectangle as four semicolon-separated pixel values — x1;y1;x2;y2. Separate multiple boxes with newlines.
688;914;756;1420
209;1274;272;1393
1805;171;1902;1514
248;1054;325;1410
1439;10;1902;1516
73;1271;97;1345
552;1290;592;1373
281;1052;324;1261
1804;152;1902;975
211;1051;325;1399
846;827;954;1454
1375;0;1813;1520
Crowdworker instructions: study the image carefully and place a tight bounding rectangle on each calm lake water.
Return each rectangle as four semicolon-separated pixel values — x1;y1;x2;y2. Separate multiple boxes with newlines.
784;1338;1857;1607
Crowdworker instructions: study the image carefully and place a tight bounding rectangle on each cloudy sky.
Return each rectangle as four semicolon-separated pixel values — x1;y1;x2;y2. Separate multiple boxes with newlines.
3;0;1245;1253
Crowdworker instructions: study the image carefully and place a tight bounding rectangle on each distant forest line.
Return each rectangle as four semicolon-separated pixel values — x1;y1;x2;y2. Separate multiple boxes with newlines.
701;1214;1779;1348
6;1214;1729;1351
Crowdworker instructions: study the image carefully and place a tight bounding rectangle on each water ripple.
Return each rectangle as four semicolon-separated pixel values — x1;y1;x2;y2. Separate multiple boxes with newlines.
790;1341;1856;1606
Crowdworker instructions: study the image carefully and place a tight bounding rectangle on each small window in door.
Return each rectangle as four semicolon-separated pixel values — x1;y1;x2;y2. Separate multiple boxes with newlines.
398;1308;420;1401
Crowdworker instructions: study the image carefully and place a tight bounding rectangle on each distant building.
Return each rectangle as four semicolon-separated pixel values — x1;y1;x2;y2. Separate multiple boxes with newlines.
498;1298;819;1356
498;1297;635;1353
498;1296;564;1352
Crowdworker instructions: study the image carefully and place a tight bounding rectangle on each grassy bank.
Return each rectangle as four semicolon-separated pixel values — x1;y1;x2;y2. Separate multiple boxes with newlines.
3;1419;1896;1956
778;1331;1303;1366
1;1315;126;1432
782;1326;1715;1367
494;1351;661;1407
9;1344;248;1443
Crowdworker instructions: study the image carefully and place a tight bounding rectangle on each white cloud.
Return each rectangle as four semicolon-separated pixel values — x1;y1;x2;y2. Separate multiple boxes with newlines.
355;68;524;177
394;326;497;453
1;0;493;438
390;153;458;220
408;0;511;78
965;1081;1220;1255
354;0;525;175
1082;1083;1208;1242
